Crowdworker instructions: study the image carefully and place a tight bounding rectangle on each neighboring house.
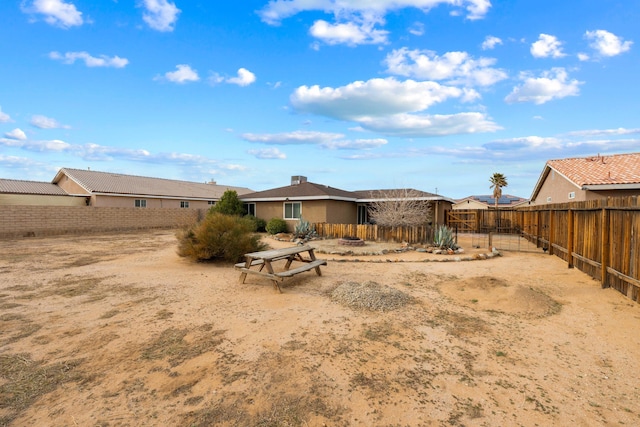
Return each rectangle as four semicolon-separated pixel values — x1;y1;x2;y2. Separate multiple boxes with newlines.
239;176;453;230
453;194;528;210
529;153;640;205
52;168;253;209
0;168;253;208
0;179;87;206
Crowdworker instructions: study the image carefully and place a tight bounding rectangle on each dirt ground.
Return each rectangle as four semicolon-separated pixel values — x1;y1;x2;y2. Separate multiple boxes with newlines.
1;230;639;427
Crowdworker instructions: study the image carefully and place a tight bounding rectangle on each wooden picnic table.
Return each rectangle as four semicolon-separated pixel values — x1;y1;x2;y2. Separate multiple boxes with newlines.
234;245;327;292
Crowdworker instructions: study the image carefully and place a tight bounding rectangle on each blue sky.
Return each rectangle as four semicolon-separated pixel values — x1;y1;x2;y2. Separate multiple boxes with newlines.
0;0;638;199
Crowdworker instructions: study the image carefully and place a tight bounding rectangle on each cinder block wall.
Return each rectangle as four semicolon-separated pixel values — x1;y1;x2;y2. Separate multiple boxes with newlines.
0;206;206;239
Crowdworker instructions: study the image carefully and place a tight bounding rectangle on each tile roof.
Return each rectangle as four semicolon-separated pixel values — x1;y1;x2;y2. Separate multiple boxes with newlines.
54;168;253;199
240;181;360;200
0;179;69;196
548;152;640;187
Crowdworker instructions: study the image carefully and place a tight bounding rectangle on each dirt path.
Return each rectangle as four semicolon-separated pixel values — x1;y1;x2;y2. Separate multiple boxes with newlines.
1;231;639;426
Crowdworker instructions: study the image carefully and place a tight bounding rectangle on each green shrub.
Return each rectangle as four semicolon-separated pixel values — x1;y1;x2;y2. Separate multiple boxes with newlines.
209;190;245;216
176;212;267;262
244;215;266;232
266;217;288;235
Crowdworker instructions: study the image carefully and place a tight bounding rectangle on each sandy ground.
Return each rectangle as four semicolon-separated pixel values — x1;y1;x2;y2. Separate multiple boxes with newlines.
1;230;639;427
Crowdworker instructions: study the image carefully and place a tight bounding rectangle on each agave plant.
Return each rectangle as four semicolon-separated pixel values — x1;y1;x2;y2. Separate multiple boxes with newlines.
294;217;317;240
434;225;457;249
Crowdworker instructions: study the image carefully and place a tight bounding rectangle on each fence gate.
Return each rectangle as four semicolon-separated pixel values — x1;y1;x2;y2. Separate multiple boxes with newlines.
446;210;477;232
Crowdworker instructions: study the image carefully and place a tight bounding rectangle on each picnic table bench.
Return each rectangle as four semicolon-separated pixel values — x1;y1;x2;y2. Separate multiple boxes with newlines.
234;245;327;292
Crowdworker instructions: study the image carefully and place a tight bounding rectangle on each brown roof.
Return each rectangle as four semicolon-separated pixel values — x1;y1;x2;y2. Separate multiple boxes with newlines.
354;188;442;200
0;179;69;196
53;168;253;200
548;153;640;187
240;181;359;201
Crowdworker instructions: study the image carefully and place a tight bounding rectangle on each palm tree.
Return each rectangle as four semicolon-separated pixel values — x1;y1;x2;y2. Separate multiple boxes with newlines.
489;173;508;210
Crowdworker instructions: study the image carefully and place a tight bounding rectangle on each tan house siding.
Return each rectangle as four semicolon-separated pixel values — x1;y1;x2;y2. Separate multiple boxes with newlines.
0;194;86;206
325;200;357;224
92;195;213;209
56;176;89;195
0;205;204;239
532;171;585;205
253;201;285;224
453;199;488;210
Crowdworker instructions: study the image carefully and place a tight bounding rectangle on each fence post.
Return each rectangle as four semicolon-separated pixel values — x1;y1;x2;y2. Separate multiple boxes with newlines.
601;204;609;288
567;209;574;268
535;211;541;248
548;210;555;255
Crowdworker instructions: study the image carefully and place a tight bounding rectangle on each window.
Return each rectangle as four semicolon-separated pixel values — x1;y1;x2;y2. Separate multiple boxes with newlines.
284;202;301;219
568;192;575;199
134;199;147;208
208;201;216;205
244;203;256;217
180;201;190;208
546;197;552;203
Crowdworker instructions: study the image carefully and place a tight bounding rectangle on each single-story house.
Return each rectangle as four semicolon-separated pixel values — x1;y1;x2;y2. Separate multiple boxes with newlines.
452;194;528;210
1;167;253;208
529;152;640;205
53;168;253;209
0;179;87;206
239;176;453;229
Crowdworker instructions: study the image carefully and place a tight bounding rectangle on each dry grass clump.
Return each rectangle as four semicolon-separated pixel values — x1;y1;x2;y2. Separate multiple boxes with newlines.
331;281;414;312
0;353;84;425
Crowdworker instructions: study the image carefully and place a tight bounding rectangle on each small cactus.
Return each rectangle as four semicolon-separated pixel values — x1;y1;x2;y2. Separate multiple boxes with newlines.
294;217;317;240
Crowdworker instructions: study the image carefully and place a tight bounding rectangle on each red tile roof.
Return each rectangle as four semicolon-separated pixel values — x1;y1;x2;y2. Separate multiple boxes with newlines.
548;153;640;187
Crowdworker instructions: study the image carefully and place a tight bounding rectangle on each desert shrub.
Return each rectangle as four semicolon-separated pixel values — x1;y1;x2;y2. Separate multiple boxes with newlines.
209;190;245;216
266;217;288;235
176;212;267;262
244;215;266;232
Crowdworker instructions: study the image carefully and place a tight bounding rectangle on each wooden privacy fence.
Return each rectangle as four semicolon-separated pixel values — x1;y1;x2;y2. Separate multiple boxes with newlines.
451;196;640;303
314;223;434;244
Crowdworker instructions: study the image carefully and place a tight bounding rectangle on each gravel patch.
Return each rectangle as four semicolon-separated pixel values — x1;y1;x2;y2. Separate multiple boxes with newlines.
330;281;414;312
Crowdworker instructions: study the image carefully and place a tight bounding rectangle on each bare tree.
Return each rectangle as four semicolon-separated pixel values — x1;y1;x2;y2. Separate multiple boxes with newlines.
367;189;433;227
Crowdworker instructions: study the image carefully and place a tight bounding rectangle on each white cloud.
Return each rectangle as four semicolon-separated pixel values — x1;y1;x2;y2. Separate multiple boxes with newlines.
227;68;256;86
357;112;501;137
242;130;388;150
564;127;640;137
291;77;477;121
484;136;563;150
141;0;181;32
505;68;582;105
408;22;424;36
309;19;389;46
247;148;287;159
49;51;129;68
4;128;27;140
30;115;70;129
384;47;507;86
577;52;590;61
530;34;565;58
25;0;83;28
258;0;491;25
158;64;200;84
0;137;71;152
0;106;11;123
242;130;344;146
481;35;502;50
585;30;632;57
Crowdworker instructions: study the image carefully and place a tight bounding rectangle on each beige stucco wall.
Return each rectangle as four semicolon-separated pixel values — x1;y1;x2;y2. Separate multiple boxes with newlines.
56;175;90;195
92;195;213;209
0;194;87;206
251;199;357;232
325;200;357;224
